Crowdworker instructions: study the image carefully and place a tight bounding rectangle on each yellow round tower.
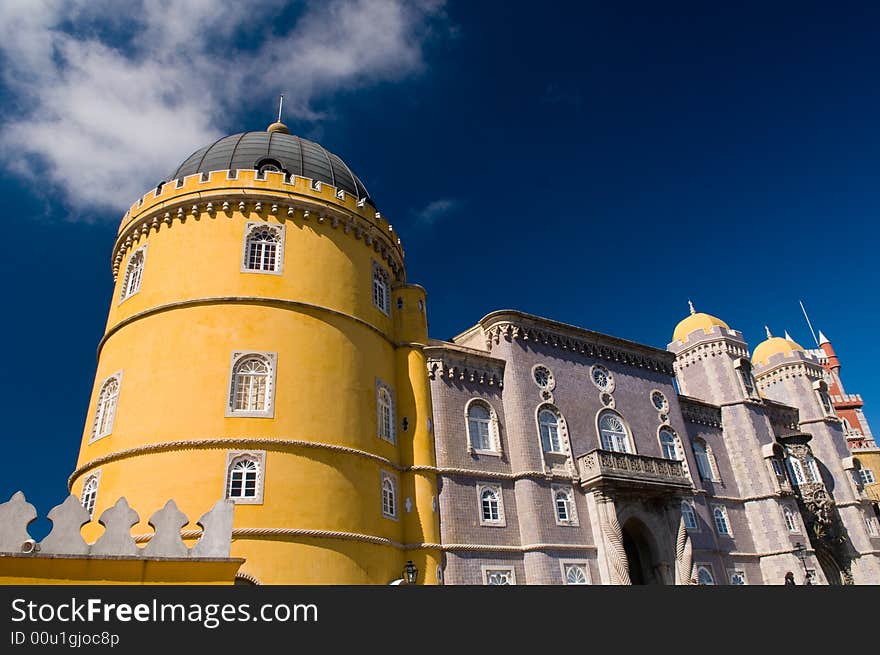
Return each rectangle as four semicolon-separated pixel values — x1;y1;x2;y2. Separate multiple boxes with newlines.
69;125;441;584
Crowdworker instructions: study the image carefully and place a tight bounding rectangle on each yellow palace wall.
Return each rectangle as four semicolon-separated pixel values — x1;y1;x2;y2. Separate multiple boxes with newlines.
68;171;441;584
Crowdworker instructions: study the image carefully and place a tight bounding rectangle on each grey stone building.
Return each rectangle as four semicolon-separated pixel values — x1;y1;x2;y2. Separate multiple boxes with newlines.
426;306;880;585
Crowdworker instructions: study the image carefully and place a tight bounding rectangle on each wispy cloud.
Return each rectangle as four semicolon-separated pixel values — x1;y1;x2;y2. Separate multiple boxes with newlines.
414;198;458;227
0;0;448;216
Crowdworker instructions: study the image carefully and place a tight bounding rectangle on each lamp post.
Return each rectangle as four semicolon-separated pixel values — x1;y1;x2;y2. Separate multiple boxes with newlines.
403;560;418;585
793;542;810;584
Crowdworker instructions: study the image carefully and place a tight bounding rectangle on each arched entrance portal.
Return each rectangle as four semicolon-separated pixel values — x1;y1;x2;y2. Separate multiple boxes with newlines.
622;518;664;585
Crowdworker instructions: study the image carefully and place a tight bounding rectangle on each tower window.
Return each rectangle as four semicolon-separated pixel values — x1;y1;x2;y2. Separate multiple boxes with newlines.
381;471;397;519
120;246;146;302
466;400;498;453
659;428;681;460
372;262;390;315
242;223;284;274
227;352;276;417
713;506;731;536
538;406;567;454
734;358;758;399
81;474;100;519
598;410;631;453
681;500;698;530
376;380;396;444
91;373;122;442
552;485;578;525
224;451;265;504
692;439;718;481
478;484;505;526
784;507;799;533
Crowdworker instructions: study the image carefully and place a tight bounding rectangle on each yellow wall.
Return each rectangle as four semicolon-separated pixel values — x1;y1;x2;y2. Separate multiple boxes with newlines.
69;170;440;584
0;556;242;585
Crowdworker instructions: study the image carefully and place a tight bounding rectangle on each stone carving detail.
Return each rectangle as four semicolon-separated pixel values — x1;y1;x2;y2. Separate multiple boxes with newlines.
0;492;233;559
674;513;693;585
595;492;631;585
679;398;722;428
426;355;504;388
763;400;800;432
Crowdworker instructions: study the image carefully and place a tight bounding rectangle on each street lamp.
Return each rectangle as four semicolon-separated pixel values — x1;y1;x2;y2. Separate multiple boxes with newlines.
793;542;810;583
403;560;418;585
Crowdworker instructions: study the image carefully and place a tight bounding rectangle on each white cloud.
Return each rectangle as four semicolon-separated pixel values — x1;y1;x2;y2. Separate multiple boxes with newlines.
0;0;447;216
414;198;458;226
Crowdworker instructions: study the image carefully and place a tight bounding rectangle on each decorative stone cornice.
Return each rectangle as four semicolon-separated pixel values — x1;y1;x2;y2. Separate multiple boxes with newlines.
425;344;505;388
473;311;675;376
762;399;800;432
678;395;723;428
441;543;597;553
754;359;825;388
430;466;575;483
672;339;750;372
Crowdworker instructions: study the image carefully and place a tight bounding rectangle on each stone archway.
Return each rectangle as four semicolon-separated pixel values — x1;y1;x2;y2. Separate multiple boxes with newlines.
622;518;664;585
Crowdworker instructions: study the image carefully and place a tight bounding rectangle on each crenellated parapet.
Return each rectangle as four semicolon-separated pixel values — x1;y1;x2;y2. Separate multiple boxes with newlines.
111;169;405;282
425;344;505;388
0;492;233;559
669;329;750;371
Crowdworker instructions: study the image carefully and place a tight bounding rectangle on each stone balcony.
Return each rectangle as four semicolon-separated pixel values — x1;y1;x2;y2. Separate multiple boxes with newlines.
576;449;693;493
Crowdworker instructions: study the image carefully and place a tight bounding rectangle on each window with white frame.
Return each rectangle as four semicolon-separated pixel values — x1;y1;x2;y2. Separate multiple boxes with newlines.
786;456;806;486
91;373;121;441
659;428;681;460
598;410;631;453
372;262;390;314
242;223;283;273
225;452;265;503
538;407;565;454
729;570;746;585
713;506;731;536
81;474;100;518
562;562;590;585
681;500;698;530
859;469;875;485
227;353;276;417
866;515;880;537
696;565;715;585
376;381;396;444
692;439;717;481
467;400;497;453
479;485;504;525
552;485;578;526
381;471;397;519
120;247;146;301
482;567;515;585
805;456;821;483
784;507;799;533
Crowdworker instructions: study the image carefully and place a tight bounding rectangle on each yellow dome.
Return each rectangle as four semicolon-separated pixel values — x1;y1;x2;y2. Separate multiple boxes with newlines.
673;310;730;343
752;336;804;366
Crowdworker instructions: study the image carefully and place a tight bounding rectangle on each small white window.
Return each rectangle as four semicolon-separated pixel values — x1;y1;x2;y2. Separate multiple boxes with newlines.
859;469;875;485
866;516;880;537
786;457;806;486
552;485;578;526
381;471;397;519
225;452;265;503
242;223;283;273
681;500;698;530
120;247;146;301
227;353;276;417
467;400;497;453
659;428;681;460
784;507;799;533
696;565;715;585
805;456;821;483
729;570;746;585
81;474;100;518
693;440;717;481
376;381;396;444
482;566;516;585
538;407;565;454
372;262;390;314
478;484;505;526
713;506;731;536
91;373;122;441
562;562;590;585
598;411;631;453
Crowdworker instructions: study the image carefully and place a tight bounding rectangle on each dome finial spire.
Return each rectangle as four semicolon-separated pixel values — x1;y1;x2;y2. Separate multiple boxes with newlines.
688;299;696;315
277;94;284;123
765;325;773;339
267;94;290;134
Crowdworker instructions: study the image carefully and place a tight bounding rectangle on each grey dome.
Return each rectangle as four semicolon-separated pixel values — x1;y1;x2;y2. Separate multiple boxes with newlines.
168;131;373;204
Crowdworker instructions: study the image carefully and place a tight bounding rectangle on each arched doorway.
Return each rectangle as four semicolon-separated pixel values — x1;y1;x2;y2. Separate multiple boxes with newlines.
622;518;664;585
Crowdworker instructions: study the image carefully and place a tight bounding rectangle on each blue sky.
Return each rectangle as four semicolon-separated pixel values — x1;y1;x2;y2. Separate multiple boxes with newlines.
2;1;879;530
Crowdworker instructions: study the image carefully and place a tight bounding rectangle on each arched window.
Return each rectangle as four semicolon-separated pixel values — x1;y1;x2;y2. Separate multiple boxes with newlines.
555;490;572;522
481;487;501;523
227;457;259;499
696;566;715;585
681;500;698;530
692;440;717;481
713;506;731;535
372;263;390;314
538;408;564;453
120;248;145;301
231;356;271;413
381;472;397;519
563;563;589;585
786;457;806;486
377;382;395;443
81;475;99;518
92;375;121;440
784;507;799;533
598;411;630;453
467;401;496;452
243;224;283;273
659;428;681;460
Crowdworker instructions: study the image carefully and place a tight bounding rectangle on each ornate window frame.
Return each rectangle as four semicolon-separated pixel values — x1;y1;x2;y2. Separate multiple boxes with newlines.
681;499;699;531
226;351;277;418
376;379;396;444
658;426;682;461
81;470;101;519
119;244;147;303
477;483;505;527
372;261;391;315
481;565;516;585
551;484;579;526
695;563;716;585
590;364;614;393
241;222;284;275
381;470;398;520
596;409;635;454
464;398;501;456
783;506;800;533
224;450;266;504
91;371;123;442
532;364;556;391
560;560;591;585
536;404;570;456
650;389;669;413
712;504;732;536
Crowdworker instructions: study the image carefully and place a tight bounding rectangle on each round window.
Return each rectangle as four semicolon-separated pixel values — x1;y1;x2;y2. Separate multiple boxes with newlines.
591;365;613;392
533;365;554;390
651;390;669;412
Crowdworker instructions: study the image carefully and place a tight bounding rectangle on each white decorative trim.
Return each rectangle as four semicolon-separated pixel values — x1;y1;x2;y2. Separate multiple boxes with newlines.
596;408;636;454
560;560;591;585
80;470;102;519
224;450;266;504
226;351;277;418
532;364;556;392
591;364;614;393
376;378;396;444
551;484;579;526
372;260;391;315
90;371;123;443
536;403;571;457
477;483;505;527
118;243;147;303
241;221;285;275
381;469;398;520
464;397;502;456
481;565;516;585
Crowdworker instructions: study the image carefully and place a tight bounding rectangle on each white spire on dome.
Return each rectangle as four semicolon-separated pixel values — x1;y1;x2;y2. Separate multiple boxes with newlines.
784;330;793;342
765;325;773;339
688;299;696;315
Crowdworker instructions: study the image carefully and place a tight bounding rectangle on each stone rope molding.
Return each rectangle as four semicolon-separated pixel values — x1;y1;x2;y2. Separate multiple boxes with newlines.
595;494;631;585
674;515;693;585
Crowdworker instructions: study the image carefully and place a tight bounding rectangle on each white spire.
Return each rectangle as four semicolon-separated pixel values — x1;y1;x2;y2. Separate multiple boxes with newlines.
765;325;773;339
784;330;793;342
818;330;829;345
688;299;696;315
